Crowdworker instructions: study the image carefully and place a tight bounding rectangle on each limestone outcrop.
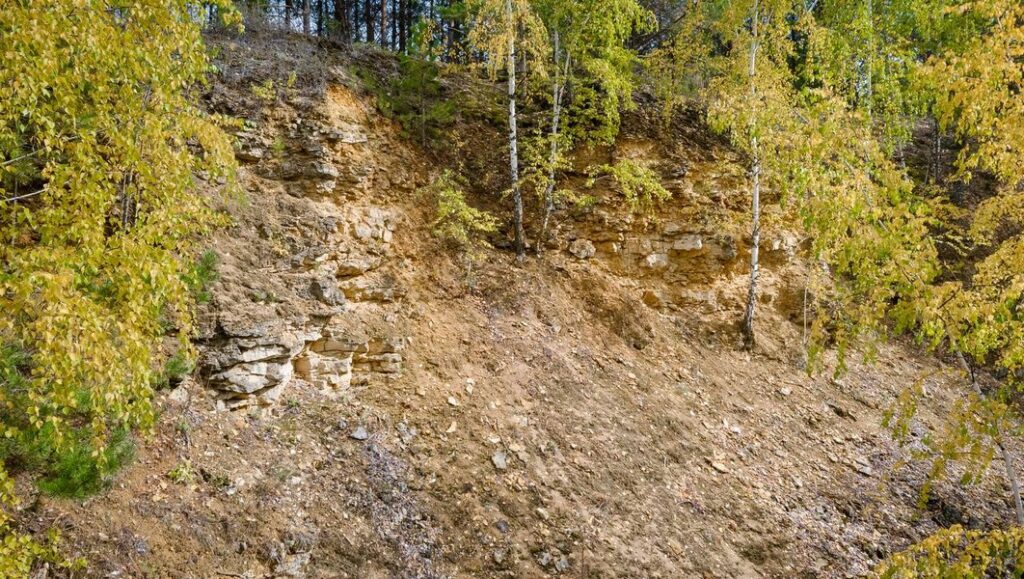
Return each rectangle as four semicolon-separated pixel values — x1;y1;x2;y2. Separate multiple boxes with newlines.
196;76;418;408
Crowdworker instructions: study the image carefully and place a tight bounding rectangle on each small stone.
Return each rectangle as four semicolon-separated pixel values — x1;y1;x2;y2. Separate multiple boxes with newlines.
310;277;346;306
710;461;729;474
495;520;510;534
236;147;265;162
569;239;596;259
447;396;460;407
167;386;190;405
535;507;550;521
555;557;570;572
336;255;381;277
780;387;792;396
641;289;664;309
311;161;339;179
537;551;553;567
827;401;856;420
396;422;418;444
274;552;311;577
673;234;704;251
492;451;508;471
642;253;669;270
350;426;369;441
353;223;373;240
445;421;457;434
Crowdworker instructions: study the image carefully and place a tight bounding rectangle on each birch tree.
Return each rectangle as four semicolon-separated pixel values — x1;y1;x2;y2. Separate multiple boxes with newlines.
803;0;927;152
800;0;1024;527
530;0;655;252
467;0;547;261
0;0;238;567
885;0;1024;526
659;0;803;348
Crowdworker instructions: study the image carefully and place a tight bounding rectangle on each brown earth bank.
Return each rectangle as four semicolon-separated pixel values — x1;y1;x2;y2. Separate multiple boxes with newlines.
16;30;1020;578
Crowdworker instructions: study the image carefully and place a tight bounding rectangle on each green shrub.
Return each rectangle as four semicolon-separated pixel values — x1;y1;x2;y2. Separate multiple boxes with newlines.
36;430;135;499
251;79;277;102
587;160;671;214
877;525;1024;577
158;350;194;389
423;171;498;250
184;250;220;304
168;461;196;485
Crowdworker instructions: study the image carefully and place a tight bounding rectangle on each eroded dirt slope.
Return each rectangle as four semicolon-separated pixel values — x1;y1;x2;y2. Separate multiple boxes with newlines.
21;31;1020;578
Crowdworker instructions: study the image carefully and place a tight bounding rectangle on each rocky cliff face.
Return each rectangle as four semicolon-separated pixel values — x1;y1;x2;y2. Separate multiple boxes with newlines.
197;43;808;412
28;31;1016;579
197;52;426;409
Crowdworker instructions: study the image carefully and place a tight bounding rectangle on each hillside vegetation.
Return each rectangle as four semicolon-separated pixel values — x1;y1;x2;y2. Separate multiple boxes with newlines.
3;1;1024;577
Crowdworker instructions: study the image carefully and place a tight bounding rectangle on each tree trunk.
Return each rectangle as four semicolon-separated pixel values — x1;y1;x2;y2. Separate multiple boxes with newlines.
445;14;454;56
334;0;349;42
353;0;360;41
742;0;761;350
398;0;407;53
380;0;387;47
303;0;311;34
865;0;873;116
956;351;1024;526
539;30;570;256
451;14;463;62
365;0;374;43
742;141;761;349
506;0;525;261
285;0;293;29
389;0;397;49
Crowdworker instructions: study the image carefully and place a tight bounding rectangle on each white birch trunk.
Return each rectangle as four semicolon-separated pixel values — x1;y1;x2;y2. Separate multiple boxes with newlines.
539;30;569;255
956;351;1024;525
742;0;761;349
506;0;525;261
